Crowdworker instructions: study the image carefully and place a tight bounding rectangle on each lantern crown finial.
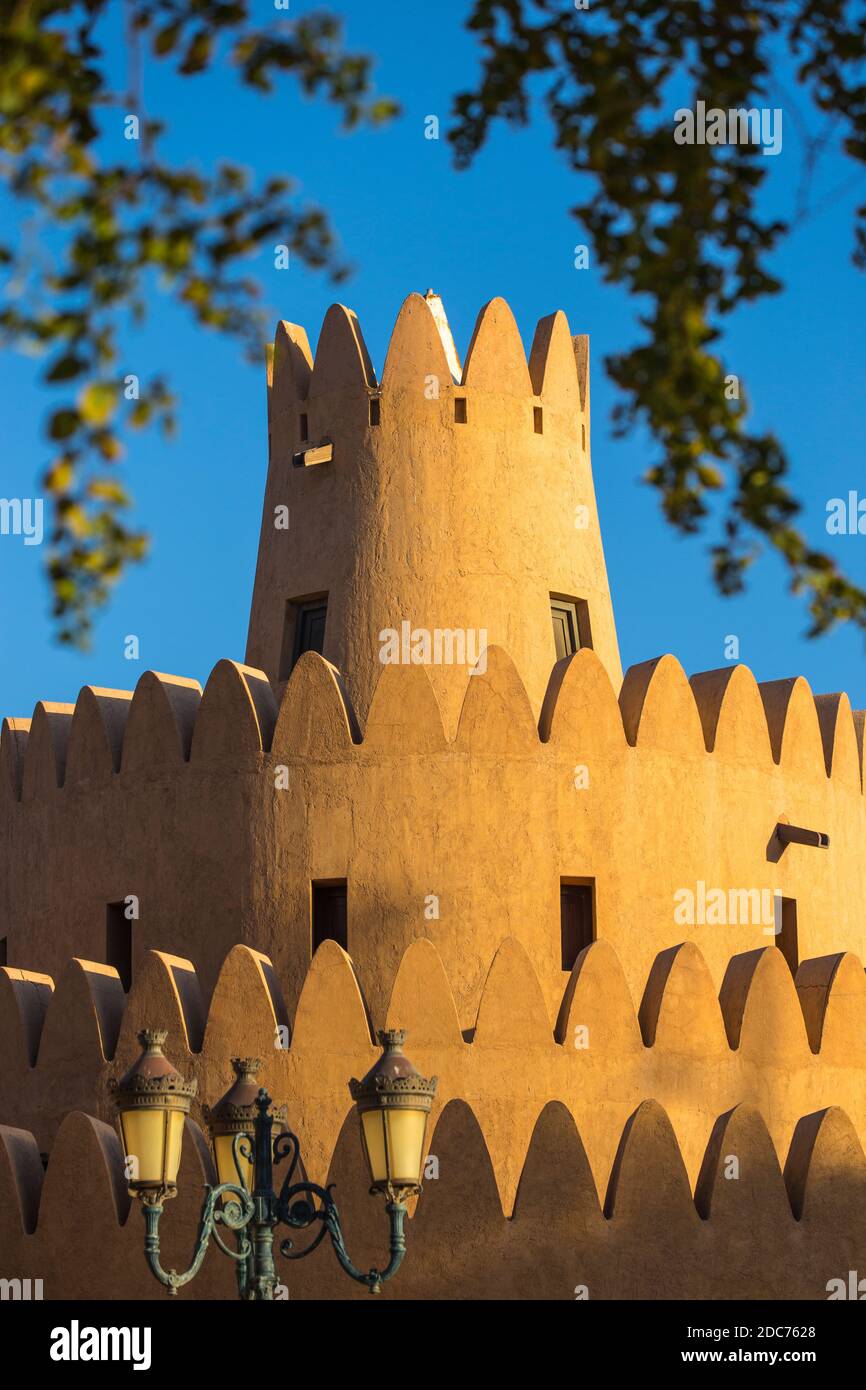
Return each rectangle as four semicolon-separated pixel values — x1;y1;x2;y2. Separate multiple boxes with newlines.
231;1057;262;1079
349;1029;438;1108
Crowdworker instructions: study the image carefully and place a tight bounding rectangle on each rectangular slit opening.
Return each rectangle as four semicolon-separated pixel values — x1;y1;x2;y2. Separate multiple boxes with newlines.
0;937;6;967
106;901;132;991
454;397;467;424
279;595;328;680
550;595;593;660
560;880;595;971
775;895;798;976
369;397;381;427
299;413;308;442
534;406;543;434
312;880;348;954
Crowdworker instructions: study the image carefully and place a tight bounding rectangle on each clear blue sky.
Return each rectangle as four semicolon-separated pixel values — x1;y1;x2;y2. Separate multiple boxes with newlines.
1;2;865;719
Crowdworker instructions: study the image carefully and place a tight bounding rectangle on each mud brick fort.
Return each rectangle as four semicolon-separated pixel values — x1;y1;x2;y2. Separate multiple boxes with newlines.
1;292;865;1299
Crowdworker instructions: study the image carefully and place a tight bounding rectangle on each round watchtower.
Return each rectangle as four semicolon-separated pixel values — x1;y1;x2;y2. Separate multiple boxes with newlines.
245;292;622;734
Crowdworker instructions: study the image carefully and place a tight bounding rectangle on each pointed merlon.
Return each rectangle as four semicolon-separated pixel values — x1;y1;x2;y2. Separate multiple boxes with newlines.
22;702;74;798
270;320;313;417
573;334;589;413
528;310;582;412
381;292;458;393
309;303;377;397
462;297;532;396
0;717;31;801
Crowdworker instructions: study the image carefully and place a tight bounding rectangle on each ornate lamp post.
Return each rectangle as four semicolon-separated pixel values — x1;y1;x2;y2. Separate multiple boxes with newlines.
109;1028;436;1299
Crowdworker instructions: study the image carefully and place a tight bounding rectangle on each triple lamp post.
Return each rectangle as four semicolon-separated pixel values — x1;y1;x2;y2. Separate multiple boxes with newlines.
109;1027;437;1299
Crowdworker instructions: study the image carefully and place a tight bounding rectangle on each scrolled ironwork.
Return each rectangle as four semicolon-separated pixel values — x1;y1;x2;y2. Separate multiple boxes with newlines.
142;1182;255;1296
129;1083;419;1299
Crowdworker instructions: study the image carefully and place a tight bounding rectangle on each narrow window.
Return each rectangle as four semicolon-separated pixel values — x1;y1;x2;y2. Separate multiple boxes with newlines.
312;880;348;954
299;412;309;442
106;901;132;991
561;880;595;970
550;596;593;661
775;896;798;976
0;937;6;967
280;596;328;679
454;397;467;424
294;601;327;664
533;406;544;434
369;397;381;426
581;424;586;450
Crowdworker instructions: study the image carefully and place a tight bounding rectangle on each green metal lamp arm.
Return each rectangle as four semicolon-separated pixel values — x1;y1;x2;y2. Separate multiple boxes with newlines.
141;1183;254;1297
276;1172;409;1295
322;1196;409;1295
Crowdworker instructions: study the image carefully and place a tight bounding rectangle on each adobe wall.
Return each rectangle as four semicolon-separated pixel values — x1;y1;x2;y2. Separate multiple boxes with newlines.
245;294;622;734
1;938;865;1300
2;648;865;1030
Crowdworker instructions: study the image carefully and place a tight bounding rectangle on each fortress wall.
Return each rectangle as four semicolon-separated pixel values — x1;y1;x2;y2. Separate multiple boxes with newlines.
1;938;866;1211
2;648;865;1029
1;939;865;1300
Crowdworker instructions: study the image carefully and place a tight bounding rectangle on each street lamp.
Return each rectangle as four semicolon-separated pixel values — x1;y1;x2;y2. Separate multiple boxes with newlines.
109;1027;437;1299
205;1056;285;1197
349;1029;438;1195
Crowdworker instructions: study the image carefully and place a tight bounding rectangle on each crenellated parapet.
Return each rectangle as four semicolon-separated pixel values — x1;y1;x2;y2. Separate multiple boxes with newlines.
1;647;865;1028
1;936;865;1300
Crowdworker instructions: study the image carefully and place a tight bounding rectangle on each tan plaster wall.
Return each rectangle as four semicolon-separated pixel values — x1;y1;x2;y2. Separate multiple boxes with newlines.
2;648;865;1030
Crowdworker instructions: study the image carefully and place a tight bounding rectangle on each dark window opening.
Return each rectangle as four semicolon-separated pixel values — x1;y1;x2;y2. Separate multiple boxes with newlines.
775;896;798;976
312;880;347;954
299;413;308;442
369;397;381;426
280;596;328;679
295;601;327;664
551;595;593;661
454;397;467;424
561;881;595;970
106;902;132;991
581;424;586;450
0;937;6;967
533;406;543;434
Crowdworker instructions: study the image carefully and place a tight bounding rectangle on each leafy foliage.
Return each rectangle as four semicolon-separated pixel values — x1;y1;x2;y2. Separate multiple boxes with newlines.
0;0;397;643
452;0;866;636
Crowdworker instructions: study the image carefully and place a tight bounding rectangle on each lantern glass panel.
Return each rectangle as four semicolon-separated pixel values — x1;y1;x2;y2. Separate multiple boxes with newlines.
214;1133;253;1193
361;1106;427;1187
120;1107;185;1188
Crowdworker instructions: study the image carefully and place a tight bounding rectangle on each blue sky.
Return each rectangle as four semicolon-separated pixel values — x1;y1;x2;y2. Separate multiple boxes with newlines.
1;2;865;719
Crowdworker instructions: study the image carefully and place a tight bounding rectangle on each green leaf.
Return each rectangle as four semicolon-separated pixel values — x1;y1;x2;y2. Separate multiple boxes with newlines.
48;409;82;440
45;353;88;383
